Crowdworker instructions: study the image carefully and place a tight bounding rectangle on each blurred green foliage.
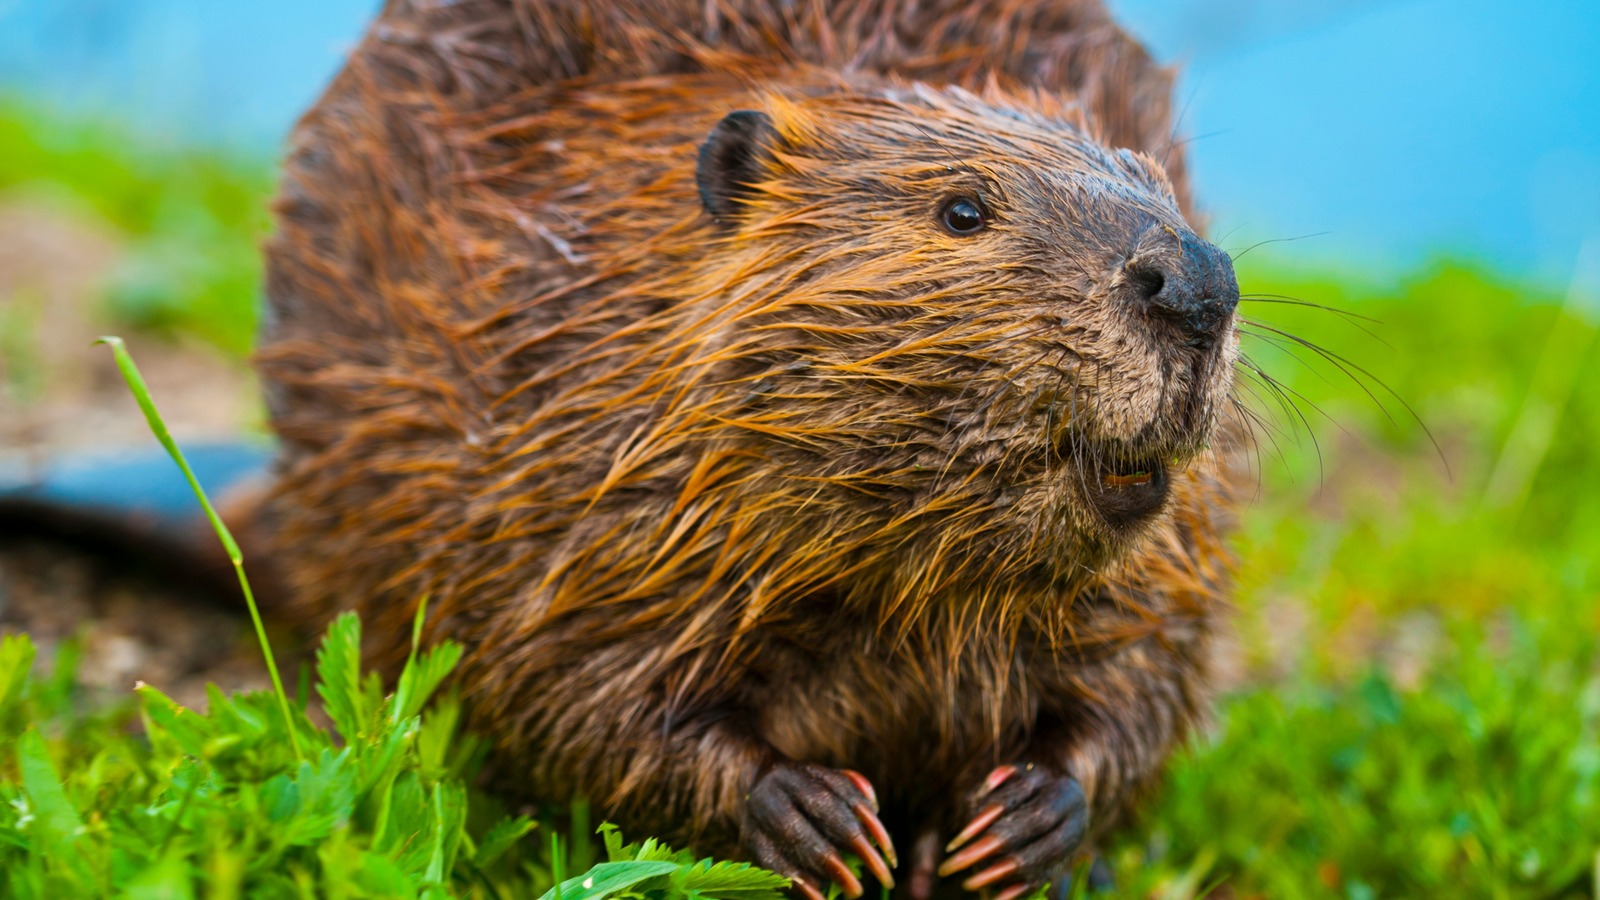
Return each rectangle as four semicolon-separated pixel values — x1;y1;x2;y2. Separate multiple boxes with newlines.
0;100;270;356
1106;263;1600;897
2;103;1598;896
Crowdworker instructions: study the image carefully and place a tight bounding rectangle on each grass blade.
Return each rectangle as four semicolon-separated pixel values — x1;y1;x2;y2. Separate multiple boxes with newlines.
17;727;95;884
95;335;302;762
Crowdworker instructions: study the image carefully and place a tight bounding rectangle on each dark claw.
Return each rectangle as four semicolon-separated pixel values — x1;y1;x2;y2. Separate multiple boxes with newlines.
940;764;1089;897
741;762;897;898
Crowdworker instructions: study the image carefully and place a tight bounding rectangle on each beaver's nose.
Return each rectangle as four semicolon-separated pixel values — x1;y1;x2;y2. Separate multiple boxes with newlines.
1125;226;1240;348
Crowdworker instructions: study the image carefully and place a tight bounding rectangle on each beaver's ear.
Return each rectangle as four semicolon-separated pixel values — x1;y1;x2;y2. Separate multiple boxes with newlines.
697;110;782;224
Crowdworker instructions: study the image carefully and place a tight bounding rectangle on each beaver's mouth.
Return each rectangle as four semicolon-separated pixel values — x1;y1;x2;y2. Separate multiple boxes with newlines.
1077;450;1170;530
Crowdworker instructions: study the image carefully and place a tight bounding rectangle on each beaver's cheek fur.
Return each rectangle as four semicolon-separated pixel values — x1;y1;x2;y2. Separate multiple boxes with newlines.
709;217;1238;561
1064;315;1241;454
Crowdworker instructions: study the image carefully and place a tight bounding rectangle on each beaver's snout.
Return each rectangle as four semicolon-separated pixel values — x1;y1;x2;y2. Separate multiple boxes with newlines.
1125;225;1240;350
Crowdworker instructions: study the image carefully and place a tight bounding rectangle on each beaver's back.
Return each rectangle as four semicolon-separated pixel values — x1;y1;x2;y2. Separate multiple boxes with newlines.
264;0;1187;381
354;0;1180;150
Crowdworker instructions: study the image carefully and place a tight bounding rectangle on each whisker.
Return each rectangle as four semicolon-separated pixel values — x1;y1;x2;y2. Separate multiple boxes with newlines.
1241;294;1384;327
1240;296;1392;352
1214;222;1249;248
1156;129;1227;163
1045;345;1076;466
1225;392;1276;499
1243;320;1449;477
1235;357;1302;430
909;121;987;183
1236;357;1328;481
1232;376;1293;448
1239;326;1348;391
1158;78;1204;171
1227;231;1331;263
1231;376;1293;473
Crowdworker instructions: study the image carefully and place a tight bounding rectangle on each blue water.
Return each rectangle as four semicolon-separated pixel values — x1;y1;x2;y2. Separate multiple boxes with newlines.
0;443;272;530
2;0;1596;286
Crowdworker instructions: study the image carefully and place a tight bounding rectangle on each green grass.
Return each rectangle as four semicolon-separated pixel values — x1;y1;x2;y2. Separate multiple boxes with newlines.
0;620;789;898
0;340;792;899
1102;263;1600;898
2;106;1599;897
0;102;808;897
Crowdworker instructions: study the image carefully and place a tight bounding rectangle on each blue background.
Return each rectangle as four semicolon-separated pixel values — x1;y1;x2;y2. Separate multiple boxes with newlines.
3;0;1596;286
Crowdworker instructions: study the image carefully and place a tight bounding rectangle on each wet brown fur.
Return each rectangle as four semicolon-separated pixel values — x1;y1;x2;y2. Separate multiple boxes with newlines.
256;0;1244;872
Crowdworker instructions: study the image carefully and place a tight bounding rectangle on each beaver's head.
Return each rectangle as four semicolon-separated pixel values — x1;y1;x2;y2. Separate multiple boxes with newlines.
689;84;1239;573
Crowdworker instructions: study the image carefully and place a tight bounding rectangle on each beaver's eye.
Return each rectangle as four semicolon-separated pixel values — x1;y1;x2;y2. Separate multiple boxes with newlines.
940;197;986;235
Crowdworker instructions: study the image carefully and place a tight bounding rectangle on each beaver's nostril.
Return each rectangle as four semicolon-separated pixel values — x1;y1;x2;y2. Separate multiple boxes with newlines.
1127;226;1240;345
1126;263;1165;301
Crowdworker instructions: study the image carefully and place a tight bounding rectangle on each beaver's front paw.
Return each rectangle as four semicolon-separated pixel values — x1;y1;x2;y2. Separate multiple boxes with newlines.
939;764;1089;900
742;762;897;900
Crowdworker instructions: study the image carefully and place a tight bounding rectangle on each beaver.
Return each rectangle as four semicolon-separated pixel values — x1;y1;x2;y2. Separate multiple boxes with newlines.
254;1;1244;897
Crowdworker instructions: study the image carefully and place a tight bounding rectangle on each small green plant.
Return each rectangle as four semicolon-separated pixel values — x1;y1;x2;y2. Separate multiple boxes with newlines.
0;338;791;899
0;616;520;896
538;826;790;900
